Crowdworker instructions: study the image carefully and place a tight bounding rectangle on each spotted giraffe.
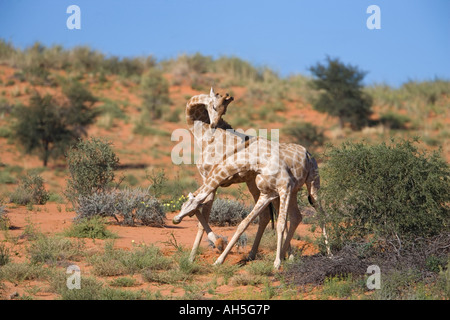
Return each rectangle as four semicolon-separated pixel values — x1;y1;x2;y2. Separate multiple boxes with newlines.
184;88;275;262
173;132;326;269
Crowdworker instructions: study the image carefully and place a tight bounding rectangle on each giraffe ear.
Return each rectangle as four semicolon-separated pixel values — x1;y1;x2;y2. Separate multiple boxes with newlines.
210;87;215;98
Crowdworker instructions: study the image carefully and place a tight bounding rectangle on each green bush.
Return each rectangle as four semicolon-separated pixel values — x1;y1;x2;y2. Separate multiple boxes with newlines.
63;216;118;239
379;111;410;129
65;138;120;205
0;243;10;266
11;83;97;167
0;262;49;282
320;139;450;251
140;68;171;120
9;173;49;205
27;234;85;265
89;242;172;276
283;121;325;151
309;57;373;130
0;203;9;231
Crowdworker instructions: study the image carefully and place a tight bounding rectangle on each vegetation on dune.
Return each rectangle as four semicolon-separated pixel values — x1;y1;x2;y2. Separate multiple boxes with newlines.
65;137;119;204
11;82;98;167
319;138;449;252
0;39;449;300
9;173;49;205
309;56;373;130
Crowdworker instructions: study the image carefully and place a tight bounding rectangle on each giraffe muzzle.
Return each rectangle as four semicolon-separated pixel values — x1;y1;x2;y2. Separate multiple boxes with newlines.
172;216;182;224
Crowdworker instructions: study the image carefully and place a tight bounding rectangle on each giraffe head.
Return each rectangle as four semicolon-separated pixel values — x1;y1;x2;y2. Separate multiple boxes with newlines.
172;192;202;224
207;87;234;129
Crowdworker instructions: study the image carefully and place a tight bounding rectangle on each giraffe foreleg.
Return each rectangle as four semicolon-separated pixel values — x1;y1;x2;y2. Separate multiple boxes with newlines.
214;193;276;266
274;190;291;270
189;193;216;262
281;194;302;260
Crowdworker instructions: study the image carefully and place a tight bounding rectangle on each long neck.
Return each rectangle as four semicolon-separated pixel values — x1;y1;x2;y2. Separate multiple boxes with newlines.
194;137;255;202
195;164;248;202
186;94;211;128
186;95;233;131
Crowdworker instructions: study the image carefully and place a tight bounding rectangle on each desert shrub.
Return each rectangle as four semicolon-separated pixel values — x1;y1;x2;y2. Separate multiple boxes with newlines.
0;170;16;184
0;198;9;230
379;111;410;130
65;138;119;205
321;274;360;299
89;242;172;276
97;99;127;128
231;273;263;286
319;139;449;252
439;260;450;298
209;198;251;226
74;190;116;219
75;188;166;227
109;277;138;287
9;173;49;205
367;80;450;123
50;272;104;300
61;80;99;132
283;121;325;151
166;53;213;76
0;243;10;266
27;234;85;265
63;216;118;239
0;211;9;231
0;262;49;282
0;39;16;62
114;188;166;227
140;68;171;120
246;260;273;276
214;56;265;84
370;269;425;300
50;269;154;300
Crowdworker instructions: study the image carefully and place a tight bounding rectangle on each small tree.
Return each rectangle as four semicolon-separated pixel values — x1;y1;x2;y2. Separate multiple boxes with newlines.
283;121;325;152
140;68;171;120
65;138;120;206
13;93;72;167
12;82;97;167
62;81;98;136
309;57;373;130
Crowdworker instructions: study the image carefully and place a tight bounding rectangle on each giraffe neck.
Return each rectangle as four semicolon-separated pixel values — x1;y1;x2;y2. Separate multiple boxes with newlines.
194;137;257;202
196;165;249;202
186;94;233;131
186;94;211;128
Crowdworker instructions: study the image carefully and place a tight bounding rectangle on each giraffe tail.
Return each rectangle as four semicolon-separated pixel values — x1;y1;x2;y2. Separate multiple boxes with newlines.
269;202;276;230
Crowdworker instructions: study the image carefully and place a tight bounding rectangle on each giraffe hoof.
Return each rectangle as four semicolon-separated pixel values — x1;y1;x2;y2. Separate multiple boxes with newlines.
214;238;227;252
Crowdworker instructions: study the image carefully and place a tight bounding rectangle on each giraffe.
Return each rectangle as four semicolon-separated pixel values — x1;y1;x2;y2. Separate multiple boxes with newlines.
173;135;323;269
184;88;275;262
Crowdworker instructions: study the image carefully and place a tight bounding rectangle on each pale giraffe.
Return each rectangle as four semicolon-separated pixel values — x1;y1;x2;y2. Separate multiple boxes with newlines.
184;88;276;262
173;134;325;269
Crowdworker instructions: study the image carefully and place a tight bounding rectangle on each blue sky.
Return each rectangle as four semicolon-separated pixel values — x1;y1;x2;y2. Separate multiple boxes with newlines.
0;0;449;87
